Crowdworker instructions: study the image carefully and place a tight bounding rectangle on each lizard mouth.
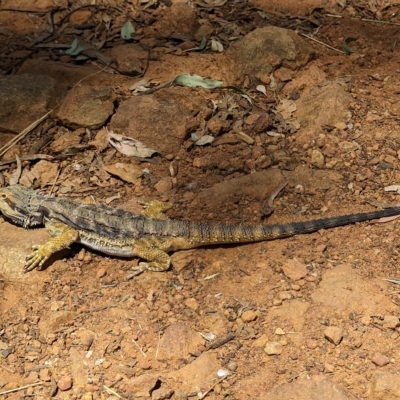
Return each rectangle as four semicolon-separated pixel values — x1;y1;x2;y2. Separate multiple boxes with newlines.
1;208;42;229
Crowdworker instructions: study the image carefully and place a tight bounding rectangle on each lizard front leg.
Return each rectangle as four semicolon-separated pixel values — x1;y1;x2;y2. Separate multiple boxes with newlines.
24;219;79;272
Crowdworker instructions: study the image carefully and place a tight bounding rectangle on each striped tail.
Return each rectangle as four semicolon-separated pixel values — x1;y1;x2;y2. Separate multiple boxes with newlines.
179;206;400;246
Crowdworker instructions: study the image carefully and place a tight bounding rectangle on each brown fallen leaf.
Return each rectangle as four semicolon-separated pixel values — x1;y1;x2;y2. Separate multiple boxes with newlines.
107;129;157;158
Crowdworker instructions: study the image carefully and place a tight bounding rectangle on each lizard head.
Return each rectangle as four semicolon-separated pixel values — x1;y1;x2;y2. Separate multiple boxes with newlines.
0;185;43;228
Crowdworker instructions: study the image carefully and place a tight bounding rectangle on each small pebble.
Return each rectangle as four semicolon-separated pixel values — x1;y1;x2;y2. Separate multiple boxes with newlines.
252;334;268;348
96;268;107;279
306;339;318;349
324;326;343;345
241;310;257;322
227;361;238;371
264;342;283;355
324;363;334;373
276;366;286;374
383;315;399;329
77;249;85;261
371;353;390;367
184;298;199;311
278;291;292;301
57;375;73;391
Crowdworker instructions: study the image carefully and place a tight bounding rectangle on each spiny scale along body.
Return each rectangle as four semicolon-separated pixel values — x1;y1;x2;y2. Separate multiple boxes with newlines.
0;184;400;275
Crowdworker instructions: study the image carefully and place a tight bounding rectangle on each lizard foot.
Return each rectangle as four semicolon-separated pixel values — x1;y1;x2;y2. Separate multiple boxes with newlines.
24;245;51;272
126;262;150;280
140;200;173;219
126;260;171;279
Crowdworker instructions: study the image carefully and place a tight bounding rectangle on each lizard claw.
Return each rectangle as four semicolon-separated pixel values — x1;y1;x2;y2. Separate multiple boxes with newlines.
24;245;50;272
126;262;149;280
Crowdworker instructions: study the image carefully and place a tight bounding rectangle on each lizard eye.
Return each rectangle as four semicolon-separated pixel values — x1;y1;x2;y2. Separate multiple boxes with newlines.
0;193;6;199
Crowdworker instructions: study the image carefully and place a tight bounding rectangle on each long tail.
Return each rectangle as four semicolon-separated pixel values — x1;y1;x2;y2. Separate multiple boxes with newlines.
173;206;400;246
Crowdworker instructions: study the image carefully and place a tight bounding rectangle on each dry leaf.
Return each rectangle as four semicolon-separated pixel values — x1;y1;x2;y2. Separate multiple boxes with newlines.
9;154;22;185
107;129;157;158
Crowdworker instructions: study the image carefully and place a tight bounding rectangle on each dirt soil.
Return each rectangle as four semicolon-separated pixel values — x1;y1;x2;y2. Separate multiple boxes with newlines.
2;1;400;399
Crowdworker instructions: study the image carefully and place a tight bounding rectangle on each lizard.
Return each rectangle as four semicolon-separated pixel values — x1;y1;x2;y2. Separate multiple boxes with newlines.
0;184;399;275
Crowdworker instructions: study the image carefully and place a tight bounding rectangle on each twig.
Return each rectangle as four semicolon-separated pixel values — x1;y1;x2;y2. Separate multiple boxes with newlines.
103;385;124;399
49;168;62;195
132;338;147;358
326;14;400;26
0;381;43;395
262;180;287;217
155;330;161;359
300;33;345;53
0;154;55;167
207;331;235;350
198;376;228;400
9;154;22;185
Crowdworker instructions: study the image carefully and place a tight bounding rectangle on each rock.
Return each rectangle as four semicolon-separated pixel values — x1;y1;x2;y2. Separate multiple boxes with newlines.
310;149;325;168
371;353;390;367
370;372;400;399
111;44;148;75
158;324;204;360
39;368;51;382
275;67;293;82
57;375;73;391
104;163;143;184
30;160;59;186
151;387;175;400
383;315;399;329
96;268;107;279
226;26;313;84
197;170;285;209
338;141;360;153
278;291;292;301
241;310;258;322
123;374;160;395
264;342;283;355
207;114;232;135
167;353;220;393
74;329;95;350
50;129;83;153
69;10;92;25
306;339;318;349
57;86;115;129
170;250;197;272
184;298;199;311
324;326;343;345
295;82;353;146
2;0;68;11
0;11;40;34
0;74;58;133
110;87;210;155
360;315;371;326
281;258;308;281
18;59;127;89
252;334;269;348
147;3;200;39
154;177;173;193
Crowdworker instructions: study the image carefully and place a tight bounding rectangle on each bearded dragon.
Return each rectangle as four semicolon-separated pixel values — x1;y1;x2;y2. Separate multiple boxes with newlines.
0;184;399;275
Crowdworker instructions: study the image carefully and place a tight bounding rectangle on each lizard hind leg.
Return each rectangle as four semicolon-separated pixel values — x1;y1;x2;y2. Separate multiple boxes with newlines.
130;238;172;276
140;200;173;219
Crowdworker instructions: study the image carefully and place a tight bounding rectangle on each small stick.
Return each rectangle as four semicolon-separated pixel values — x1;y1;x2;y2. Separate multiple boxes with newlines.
0;381;43;395
300;33;345;53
